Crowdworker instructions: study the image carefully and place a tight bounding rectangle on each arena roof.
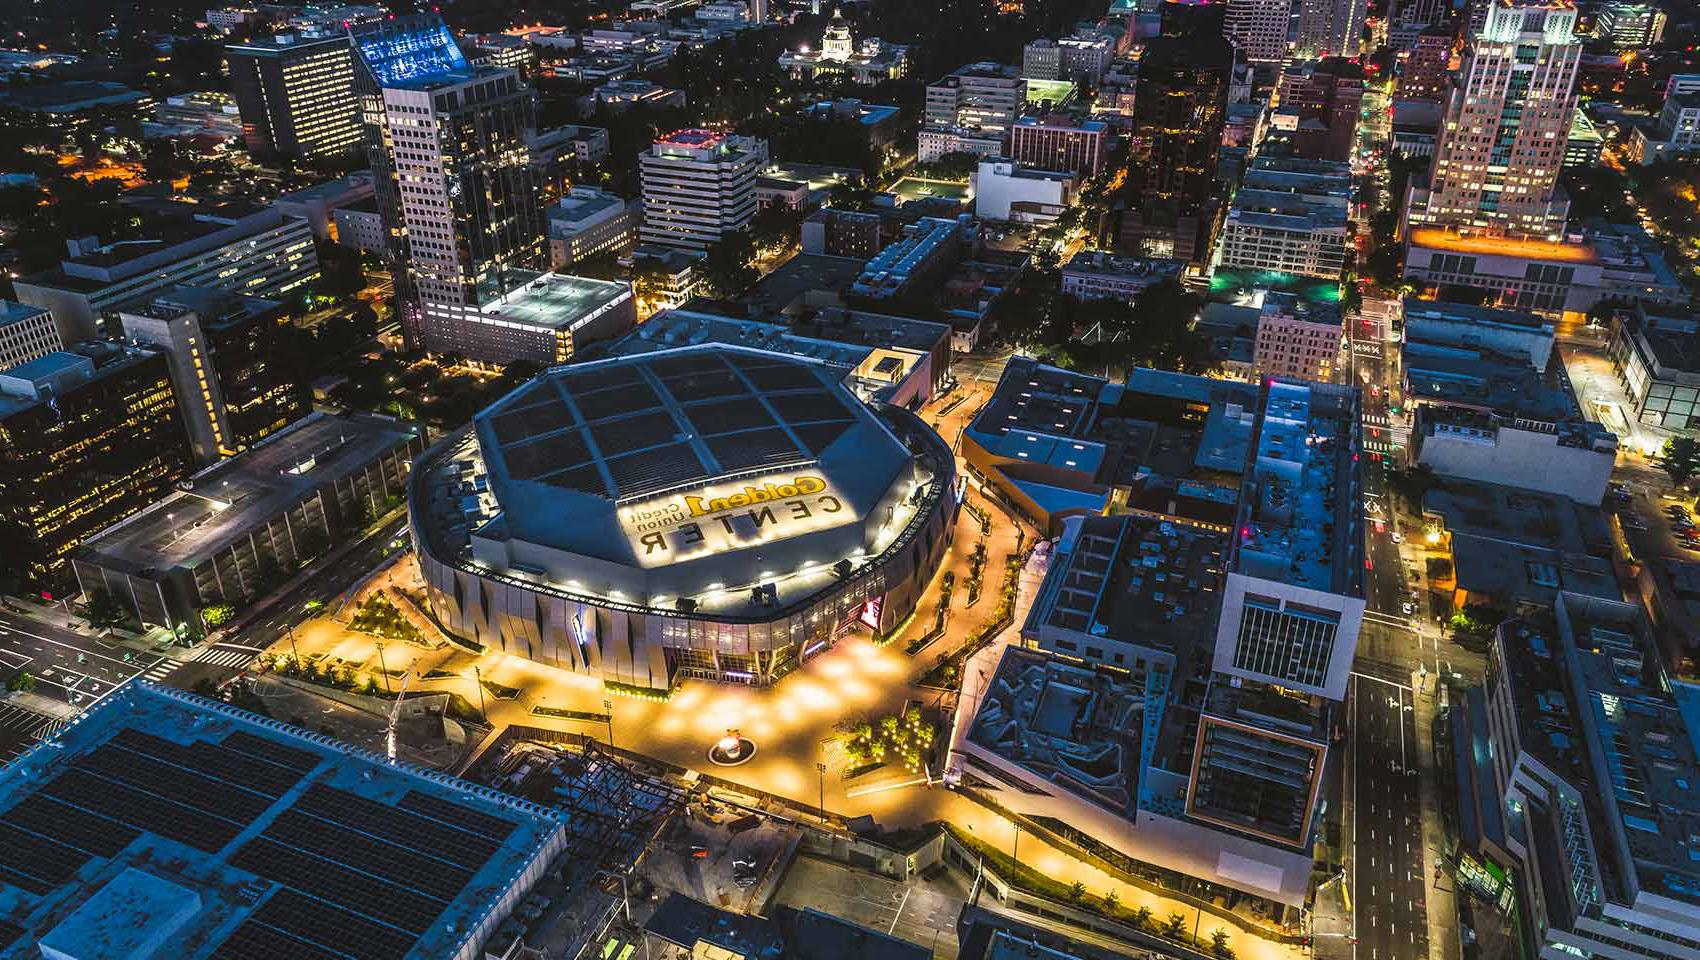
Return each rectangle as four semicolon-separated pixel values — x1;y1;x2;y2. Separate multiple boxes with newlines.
482;348;865;501
470;345;914;570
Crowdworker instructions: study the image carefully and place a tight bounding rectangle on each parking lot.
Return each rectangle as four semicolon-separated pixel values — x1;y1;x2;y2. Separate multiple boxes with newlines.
771;855;967;960
1610;480;1699;561
643;800;801;915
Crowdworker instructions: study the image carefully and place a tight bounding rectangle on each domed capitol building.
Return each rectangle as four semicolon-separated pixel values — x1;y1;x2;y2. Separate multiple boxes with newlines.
778;8;912;84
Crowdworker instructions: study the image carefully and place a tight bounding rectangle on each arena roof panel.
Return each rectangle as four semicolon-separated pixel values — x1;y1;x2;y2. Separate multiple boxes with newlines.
467;345;917;572
478;347;866;505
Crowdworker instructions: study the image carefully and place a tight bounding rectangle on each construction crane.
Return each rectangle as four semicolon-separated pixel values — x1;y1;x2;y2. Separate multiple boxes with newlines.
385;658;418;762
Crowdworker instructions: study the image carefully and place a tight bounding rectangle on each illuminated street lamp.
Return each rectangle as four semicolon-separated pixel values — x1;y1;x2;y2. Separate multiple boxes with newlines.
603;697;615;750
374;641;391;695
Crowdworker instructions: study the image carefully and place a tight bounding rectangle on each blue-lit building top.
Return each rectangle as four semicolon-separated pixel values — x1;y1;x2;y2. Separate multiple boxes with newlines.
351;14;473;88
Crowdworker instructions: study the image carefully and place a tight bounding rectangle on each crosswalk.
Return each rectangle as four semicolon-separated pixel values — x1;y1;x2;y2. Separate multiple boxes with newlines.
192;644;265;670
139;656;180;683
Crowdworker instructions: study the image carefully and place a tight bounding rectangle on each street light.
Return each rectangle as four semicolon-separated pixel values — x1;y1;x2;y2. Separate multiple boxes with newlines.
815;761;827;824
603;698;615;750
374;641;391;695
473;665;487;721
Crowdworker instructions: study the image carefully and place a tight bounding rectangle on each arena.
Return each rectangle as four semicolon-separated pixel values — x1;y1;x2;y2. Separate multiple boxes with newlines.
410;344;959;688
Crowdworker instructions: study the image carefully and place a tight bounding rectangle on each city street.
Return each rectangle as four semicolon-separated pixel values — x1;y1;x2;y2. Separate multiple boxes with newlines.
0;608;166;711
1350;673;1429;960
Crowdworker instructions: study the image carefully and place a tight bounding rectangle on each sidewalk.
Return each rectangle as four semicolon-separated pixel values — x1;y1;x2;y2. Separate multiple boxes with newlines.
1;597;176;654
1413;669;1460;960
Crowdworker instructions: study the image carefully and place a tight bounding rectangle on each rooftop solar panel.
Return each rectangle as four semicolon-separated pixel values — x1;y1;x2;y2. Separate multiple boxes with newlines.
560;363;648;394
490;399;575;445
684;398;776;436
81;744;273;823
230;837;447;935
570;380;660;422
209;921;358;960
0;819;88;893
590;411;685;457
705;429;808;472
606;443;711;498
1;794;138;859
504;429;592;483
221;730;323;772
660;369;749;404
294;785;503;870
766;390;851;426
644;352;727;378
115;729;306;797
43;767;245;853
397;790;521;843
536;463;609;497
738;363;826;393
262;809;472;900
250;888;419;960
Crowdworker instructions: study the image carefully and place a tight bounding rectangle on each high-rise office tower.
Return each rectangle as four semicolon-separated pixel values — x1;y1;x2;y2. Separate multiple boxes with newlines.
350;15;546;354
0;345;193;593
227;32;363;163
1411;0;1580;239
117;287;307;463
1274;57;1366;161
1397;27;1454;102
1119;1;1232;265
1296;0;1368;57
1224;0;1292;64
638;130;768;251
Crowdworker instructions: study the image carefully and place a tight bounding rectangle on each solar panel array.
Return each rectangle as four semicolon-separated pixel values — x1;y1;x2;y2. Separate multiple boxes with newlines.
488;350;861;500
0;720;528;960
0;728;314;897
214;782;521;960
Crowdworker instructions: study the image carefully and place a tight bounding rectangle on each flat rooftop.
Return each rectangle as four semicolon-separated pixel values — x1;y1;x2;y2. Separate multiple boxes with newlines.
966;357;1258;522
77;412;422;573
1424;480;1617;602
1407;227;1599;265
0;683;563;960
1027;513;1225;656
1402;299;1551;333
0;344;160;419
1209;267;1343;305
478;270;632;332
1062;251;1185;281
967;646;1145;817
0;302;46;328
1231;381;1361;593
1502;593;1700;908
1403;341;1577;421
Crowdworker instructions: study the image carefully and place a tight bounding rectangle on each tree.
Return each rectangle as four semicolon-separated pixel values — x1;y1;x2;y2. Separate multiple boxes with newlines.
1068;881;1086;901
6;671;35;693
699;230;759;299
202;603;236;628
1662;436;1700;486
827;183;876;211
1131;905;1153;929
1211;928;1233;958
1163;912;1187;938
84;588;129;632
1103;890;1119;913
